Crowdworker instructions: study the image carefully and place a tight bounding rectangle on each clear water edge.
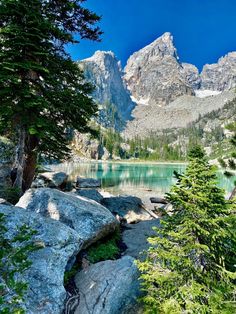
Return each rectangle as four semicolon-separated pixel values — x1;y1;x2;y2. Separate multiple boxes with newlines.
50;161;235;199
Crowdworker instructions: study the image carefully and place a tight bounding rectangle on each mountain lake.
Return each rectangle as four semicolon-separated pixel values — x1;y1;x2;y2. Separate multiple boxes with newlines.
51;161;235;199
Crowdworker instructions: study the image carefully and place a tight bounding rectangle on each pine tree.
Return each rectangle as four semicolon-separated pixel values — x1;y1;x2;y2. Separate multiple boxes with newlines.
138;146;236;314
0;0;102;194
226;122;236;199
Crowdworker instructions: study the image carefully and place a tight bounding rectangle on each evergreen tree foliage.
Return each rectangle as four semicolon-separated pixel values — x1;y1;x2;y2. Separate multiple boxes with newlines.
0;213;40;313
0;0;101;192
137;146;236;313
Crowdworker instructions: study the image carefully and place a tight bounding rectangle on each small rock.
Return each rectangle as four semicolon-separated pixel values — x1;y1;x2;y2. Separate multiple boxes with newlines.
74;256;141;314
76;177;101;188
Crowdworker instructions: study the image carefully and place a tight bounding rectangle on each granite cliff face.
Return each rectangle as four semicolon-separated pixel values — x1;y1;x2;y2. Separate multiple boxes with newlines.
81;33;236;139
81;51;134;123
124;32;194;106
200;52;236;91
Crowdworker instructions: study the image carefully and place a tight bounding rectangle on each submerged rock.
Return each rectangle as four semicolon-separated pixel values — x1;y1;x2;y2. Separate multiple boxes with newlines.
17;188;118;247
0;204;82;314
76;177;101;188
74;256;141;314
101;195;151;223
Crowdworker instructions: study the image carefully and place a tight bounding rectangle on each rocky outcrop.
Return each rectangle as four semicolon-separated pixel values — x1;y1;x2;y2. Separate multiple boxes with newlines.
124;32;194;107
0;204;83;314
81;51;135;123
201;52;236;91
16;188;118;246
71;131;111;161
74;256;141;314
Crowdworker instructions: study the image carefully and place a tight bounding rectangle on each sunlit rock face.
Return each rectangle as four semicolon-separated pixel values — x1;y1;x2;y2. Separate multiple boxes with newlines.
124;32;194;107
81;51;135;123
200;52;236;91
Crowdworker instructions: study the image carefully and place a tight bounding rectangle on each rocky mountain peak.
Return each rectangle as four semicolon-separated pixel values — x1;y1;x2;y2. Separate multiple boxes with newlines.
150;32;177;58
124;33;193;107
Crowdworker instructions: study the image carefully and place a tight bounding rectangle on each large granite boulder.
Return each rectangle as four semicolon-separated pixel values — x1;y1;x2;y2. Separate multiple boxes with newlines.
74;256;141;314
0;205;82;314
32;171;68;189
17;188;118;246
101;195;151;223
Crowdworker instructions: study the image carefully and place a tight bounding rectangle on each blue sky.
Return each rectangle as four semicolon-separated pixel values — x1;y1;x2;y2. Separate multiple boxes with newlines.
67;0;236;71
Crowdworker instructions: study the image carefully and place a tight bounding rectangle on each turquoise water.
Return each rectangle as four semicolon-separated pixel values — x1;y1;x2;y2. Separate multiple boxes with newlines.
51;162;235;197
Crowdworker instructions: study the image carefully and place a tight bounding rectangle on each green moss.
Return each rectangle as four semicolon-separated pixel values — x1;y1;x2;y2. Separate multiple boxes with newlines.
87;231;121;264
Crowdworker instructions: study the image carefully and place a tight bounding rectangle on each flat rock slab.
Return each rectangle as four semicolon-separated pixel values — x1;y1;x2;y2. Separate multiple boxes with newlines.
17;188;118;247
74;256;141;314
101;195;151;223
0;205;82;314
76;177;101;188
122;219;161;259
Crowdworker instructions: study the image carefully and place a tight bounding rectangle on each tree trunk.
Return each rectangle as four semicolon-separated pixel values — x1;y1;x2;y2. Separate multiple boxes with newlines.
12;129;39;194
12;127;26;194
23;135;39;192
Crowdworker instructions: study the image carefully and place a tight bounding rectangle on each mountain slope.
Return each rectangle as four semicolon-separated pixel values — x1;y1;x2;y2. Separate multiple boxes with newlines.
123;90;235;138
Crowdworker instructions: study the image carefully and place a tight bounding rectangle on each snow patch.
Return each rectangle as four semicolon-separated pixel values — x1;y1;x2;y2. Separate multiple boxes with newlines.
195;90;222;98
131;96;150;106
